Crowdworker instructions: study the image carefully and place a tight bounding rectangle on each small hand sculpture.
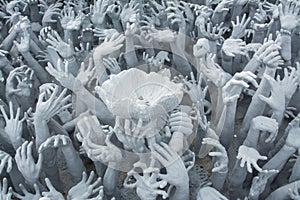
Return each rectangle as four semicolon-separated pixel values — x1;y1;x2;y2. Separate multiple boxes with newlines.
152;142;189;187
13;183;41;200
231;14;251;39
0;150;13;174
222;71;258;104
0;101;25;148
38;134;71;153
46;30;74;59
34;84;71;122
251;116;278;143
15;141;43;185
222;38;247;57
90;0;109;26
42;178;64;200
0;178;12;200
103;57;121;75
67;171;102;200
236;145;267;173
202;138;228;173
279;1;300;31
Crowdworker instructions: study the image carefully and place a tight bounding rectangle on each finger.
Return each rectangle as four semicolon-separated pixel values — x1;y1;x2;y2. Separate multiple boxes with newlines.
9;101;13;120
45;178;55;191
247;161;253;173
133;118;143;137
26;141;33;160
87;171;95;185
0;105;8;122
252;162;263;172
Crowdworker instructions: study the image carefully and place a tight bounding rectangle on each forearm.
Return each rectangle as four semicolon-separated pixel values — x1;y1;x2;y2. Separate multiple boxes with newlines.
64;29;73;43
170;42;192;76
252;30;267;44
221;52;234;75
21;51;50;83
263;144;295;172
1;63;14;75
61;145;85;182
103;164;119;197
240;67;276;142
243;56;261;73
178;26;186;50
218;101;237;149
271;111;284;128
48;119;69;136
112;20;123;32
229;159;248;195
0;29;18;51
94;57;109;85
211;169;228;191
231;5;244;21
243;126;260;148
29;40;42;55
73;81;114;125
34;119;51;148
212;11;227;25
265;180;300;200
124;36;138;68
289;153;300;182
64;56;79;76
11;137;23;150
171;184;189;200
9;161;26;193
29;29;45;51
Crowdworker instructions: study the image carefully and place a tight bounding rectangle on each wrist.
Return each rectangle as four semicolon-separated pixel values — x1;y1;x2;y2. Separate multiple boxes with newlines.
34;116;47;124
64;55;76;62
253;54;263;64
280;28;291;36
283;144;297;153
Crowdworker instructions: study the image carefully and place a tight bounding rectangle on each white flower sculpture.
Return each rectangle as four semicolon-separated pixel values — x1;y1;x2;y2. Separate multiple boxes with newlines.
96;68;183;122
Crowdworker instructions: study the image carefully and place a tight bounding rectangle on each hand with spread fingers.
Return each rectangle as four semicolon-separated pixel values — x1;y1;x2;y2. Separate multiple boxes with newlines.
42;178;64;200
13;183;41;200
1;101;25;149
67;171;102;200
202;138;228;173
15;141;43;185
236;145;267;173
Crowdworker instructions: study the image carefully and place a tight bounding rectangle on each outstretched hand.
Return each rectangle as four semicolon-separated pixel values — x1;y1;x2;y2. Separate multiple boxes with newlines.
236;145;267;173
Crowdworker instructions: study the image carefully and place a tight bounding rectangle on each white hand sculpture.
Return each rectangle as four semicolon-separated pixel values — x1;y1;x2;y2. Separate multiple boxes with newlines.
15;141;43;185
222;38;247;57
67;171;102;200
202;138;228;173
236;145;267;173
152;142;189;187
42;178;64;200
0;101;25;147
251;116;278;143
231;14;251;39
13;183;41;200
38;135;71;153
0;178;12;200
34;84;71;122
222;71;258;104
0;150;13;173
